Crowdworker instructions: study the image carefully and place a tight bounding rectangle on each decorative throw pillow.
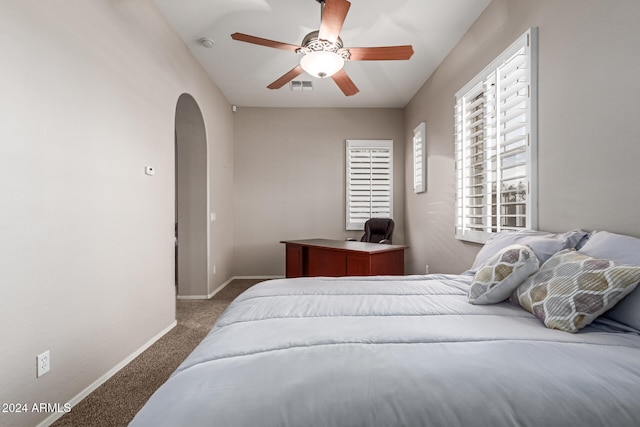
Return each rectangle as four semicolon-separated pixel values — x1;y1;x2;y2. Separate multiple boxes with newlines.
511;249;640;333
468;244;539;304
467;229;588;275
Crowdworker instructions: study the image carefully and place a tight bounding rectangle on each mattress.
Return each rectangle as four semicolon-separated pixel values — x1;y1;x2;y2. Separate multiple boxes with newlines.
130;274;640;426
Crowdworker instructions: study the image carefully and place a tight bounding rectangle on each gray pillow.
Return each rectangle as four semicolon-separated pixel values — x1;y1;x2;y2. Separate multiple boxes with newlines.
580;231;640;330
468;229;588;274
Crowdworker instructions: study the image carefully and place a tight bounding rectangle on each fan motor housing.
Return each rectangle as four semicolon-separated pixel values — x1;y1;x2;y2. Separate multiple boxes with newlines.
301;30;343;52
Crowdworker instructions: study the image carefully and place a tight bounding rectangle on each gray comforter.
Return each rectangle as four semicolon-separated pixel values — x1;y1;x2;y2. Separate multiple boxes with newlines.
130;275;640;426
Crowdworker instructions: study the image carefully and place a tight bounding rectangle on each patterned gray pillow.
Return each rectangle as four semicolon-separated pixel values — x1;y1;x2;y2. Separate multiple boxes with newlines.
468;244;539;304
511;249;640;333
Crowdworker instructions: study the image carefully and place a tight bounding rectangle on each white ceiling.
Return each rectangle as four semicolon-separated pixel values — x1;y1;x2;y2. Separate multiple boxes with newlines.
153;0;491;108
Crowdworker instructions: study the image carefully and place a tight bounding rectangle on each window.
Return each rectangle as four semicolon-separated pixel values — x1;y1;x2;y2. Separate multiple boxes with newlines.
346;140;393;230
413;122;426;193
454;28;538;244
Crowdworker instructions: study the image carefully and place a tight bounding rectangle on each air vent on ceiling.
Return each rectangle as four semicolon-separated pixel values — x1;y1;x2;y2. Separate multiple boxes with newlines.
290;81;313;91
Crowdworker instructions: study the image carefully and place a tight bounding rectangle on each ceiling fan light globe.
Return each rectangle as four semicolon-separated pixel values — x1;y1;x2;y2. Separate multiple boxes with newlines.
300;51;344;78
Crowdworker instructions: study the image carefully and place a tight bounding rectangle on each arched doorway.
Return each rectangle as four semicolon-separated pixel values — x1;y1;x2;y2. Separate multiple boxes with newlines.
175;93;208;297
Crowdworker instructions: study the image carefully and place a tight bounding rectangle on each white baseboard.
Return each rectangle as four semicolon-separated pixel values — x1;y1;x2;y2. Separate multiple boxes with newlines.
37;320;177;427
176;276;235;300
176;275;283;300
39;276;281;426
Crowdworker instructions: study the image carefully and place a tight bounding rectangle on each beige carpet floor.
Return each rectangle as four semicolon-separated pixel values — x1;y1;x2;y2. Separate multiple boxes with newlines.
52;279;264;427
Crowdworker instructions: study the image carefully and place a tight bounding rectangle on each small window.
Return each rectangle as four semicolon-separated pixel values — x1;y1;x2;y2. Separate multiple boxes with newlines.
413;122;426;193
346;140;393;231
454;28;538;244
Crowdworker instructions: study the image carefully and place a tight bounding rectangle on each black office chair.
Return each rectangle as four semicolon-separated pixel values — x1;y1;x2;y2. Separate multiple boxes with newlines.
349;218;395;244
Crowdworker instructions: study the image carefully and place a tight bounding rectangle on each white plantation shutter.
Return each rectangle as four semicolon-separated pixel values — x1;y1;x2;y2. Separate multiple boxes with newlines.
455;28;537;243
413;122;426;193
346;140;393;230
497;45;532;231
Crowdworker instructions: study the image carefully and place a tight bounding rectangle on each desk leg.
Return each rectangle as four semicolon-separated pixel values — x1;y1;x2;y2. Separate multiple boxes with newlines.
285;244;304;278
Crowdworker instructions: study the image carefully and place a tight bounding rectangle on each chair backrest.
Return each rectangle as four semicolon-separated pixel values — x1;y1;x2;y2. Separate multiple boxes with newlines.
361;218;394;244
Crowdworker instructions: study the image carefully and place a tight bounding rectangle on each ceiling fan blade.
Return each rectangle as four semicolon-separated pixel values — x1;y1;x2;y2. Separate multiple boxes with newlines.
345;45;414;61
318;0;351;44
267;65;305;89
331;69;359;96
231;33;301;52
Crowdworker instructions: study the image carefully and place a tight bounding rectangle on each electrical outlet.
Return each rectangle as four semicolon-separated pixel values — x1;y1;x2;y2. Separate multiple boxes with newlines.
425;265;429;274
37;350;50;378
213;265;216;275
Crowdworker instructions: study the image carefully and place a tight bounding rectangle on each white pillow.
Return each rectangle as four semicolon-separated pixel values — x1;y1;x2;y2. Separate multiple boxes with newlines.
468;244;539;304
468;229;588;274
580;231;640;265
579;231;640;330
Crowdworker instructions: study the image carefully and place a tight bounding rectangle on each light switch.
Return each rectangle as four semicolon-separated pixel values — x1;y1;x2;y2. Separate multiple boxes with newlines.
210;212;216;221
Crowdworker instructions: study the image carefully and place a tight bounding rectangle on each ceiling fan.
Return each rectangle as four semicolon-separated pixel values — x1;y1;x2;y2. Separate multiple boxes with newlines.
231;0;414;96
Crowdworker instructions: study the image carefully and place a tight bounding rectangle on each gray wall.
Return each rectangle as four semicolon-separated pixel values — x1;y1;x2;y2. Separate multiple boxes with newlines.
0;1;234;426
403;0;640;275
233;107;405;276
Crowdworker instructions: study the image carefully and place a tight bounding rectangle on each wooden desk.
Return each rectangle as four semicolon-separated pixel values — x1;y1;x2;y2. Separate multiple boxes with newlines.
281;239;408;278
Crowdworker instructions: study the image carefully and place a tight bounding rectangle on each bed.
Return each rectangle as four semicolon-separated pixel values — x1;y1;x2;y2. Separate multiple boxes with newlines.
130;230;640;427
